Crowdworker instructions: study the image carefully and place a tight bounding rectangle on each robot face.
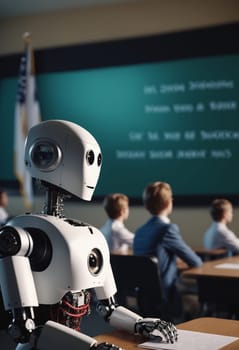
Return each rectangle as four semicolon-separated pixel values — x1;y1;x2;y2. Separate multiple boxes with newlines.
25;120;102;200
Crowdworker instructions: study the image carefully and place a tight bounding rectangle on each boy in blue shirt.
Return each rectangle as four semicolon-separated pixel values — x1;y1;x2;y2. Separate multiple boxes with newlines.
133;181;202;320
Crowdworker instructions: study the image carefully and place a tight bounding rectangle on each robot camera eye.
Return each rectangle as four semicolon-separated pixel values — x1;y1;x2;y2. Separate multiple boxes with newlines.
86;150;95;165
30;140;62;171
88;248;103;275
97;153;102;166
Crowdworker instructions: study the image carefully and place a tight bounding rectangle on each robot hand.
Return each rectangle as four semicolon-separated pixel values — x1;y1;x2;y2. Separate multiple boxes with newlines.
99;303;177;345
135;318;178;343
92;342;123;350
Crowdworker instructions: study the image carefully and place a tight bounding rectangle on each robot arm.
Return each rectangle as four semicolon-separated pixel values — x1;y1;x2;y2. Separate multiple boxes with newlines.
96;297;177;344
109;306;177;343
29;321;122;350
0;227;39;343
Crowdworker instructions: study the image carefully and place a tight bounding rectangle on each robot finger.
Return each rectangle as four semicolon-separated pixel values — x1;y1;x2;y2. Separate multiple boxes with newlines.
92;342;124;350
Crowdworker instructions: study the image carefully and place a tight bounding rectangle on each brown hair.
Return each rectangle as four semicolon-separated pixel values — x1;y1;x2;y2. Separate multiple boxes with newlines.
143;181;172;215
210;198;232;221
0;188;8;207
103;193;129;219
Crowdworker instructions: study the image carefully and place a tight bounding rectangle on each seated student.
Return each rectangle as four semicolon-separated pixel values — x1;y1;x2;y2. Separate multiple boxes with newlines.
203;198;239;255
0;188;9;226
133;181;202;320
100;193;134;253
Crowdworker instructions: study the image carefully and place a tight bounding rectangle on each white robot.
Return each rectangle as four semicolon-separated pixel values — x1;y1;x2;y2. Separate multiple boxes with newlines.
0;120;177;349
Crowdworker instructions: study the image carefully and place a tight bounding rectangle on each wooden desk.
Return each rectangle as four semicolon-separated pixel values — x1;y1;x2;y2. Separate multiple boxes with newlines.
95;317;239;349
111;249;133;256
183;255;239;309
111;248;227;263
184;255;239;279
193;247;227;261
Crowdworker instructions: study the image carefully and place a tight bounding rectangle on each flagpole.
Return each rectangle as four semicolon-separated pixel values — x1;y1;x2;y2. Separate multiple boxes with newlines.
14;32;42;210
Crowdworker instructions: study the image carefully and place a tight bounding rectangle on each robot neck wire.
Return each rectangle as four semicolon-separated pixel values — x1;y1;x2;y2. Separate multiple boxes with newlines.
43;184;65;217
50;291;91;332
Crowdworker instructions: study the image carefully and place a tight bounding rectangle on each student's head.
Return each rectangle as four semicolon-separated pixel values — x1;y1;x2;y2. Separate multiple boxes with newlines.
0;189;8;208
210;198;233;223
103;193;129;220
143;181;173;215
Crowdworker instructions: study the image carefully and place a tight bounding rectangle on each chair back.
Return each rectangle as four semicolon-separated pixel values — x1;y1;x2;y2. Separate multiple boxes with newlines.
110;254;164;318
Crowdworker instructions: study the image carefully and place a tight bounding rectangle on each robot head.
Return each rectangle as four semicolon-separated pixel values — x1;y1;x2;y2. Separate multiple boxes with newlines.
24;120;102;201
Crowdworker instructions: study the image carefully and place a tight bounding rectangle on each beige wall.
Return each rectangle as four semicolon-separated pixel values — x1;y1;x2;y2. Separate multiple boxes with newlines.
2;0;239;247
7;195;239;248
0;0;239;55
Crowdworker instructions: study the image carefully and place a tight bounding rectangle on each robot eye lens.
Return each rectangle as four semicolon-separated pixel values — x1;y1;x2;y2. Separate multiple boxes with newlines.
86;150;95;165
97;153;102;166
88;248;103;275
30;141;62;171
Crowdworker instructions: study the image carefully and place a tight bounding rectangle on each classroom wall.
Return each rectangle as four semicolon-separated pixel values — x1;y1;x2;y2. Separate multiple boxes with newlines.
6;194;239;248
1;0;239;247
1;0;239;55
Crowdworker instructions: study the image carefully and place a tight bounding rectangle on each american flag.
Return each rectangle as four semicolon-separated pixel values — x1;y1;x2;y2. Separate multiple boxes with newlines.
14;34;41;209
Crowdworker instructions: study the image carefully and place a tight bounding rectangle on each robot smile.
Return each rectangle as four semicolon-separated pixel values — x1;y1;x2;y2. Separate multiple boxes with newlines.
86;185;94;189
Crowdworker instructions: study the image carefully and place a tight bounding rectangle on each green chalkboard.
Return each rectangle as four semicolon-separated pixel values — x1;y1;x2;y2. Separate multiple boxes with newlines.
0;54;239;201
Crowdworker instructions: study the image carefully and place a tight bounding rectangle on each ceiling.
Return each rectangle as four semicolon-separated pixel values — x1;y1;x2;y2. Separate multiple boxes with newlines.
0;0;139;18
